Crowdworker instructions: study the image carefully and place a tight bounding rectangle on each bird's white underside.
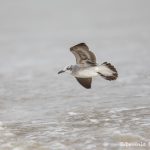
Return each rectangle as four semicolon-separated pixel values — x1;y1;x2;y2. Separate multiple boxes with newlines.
73;66;99;78
72;64;115;78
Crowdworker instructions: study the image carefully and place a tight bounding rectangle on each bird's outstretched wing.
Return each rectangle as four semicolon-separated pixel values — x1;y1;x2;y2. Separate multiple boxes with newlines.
70;43;97;66
75;77;92;89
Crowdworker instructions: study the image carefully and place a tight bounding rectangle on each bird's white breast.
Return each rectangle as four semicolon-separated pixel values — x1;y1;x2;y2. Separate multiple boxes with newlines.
73;66;99;78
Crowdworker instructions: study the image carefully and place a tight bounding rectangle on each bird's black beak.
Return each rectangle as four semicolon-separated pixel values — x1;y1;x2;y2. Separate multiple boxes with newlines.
58;70;65;74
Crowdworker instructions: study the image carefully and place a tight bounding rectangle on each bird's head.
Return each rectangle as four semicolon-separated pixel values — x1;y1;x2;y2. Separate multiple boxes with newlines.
58;65;73;74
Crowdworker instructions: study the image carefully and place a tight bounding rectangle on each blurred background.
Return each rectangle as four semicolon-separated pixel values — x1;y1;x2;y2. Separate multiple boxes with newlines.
0;0;150;150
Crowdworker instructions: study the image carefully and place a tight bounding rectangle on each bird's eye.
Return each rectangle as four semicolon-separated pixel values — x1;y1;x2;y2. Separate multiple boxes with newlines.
67;66;72;70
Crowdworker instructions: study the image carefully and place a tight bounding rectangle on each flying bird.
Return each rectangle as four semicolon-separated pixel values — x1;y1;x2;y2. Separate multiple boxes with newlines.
58;43;118;89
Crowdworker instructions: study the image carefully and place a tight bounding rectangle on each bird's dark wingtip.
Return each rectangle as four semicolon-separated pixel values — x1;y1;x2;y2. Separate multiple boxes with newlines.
70;43;87;51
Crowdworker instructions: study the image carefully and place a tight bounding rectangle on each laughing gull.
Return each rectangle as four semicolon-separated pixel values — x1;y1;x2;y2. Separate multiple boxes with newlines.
58;43;118;89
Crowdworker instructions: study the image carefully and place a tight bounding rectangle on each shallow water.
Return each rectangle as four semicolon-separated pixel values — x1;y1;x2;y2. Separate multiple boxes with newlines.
0;0;150;150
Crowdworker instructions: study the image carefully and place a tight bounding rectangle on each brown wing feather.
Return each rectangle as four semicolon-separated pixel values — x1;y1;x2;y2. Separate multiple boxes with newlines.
70;43;96;66
75;77;92;89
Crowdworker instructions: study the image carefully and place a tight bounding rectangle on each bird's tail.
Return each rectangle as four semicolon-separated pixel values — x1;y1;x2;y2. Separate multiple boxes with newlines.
98;62;118;80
